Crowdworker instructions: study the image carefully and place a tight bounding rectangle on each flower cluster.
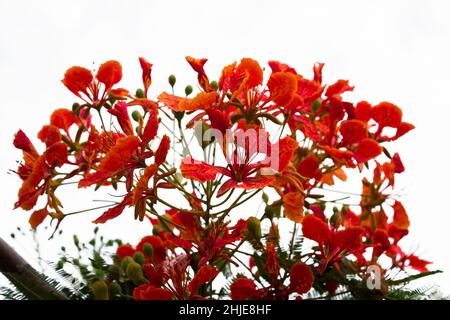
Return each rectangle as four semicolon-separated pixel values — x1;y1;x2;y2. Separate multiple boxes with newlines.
13;56;431;300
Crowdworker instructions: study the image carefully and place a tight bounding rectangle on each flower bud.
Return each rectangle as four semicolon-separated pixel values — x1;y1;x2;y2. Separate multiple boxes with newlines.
168;74;176;87
210;80;218;91
120;256;134;271
135;88;145;98
173;110;185;122
131;110;142;122
152;225;162;236
72;102;81;115
109;280;122;297
247;217;261;241
133;252;146;265
126;261;147;285
185;85;193;96
90;280;109;300
142;243;153;259
311;99;321;113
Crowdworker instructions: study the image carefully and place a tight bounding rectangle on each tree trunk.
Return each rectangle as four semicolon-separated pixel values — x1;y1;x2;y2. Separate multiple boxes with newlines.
0;237;68;300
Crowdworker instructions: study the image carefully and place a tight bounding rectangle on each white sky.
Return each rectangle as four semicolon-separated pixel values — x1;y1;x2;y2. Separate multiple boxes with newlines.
1;0;450;297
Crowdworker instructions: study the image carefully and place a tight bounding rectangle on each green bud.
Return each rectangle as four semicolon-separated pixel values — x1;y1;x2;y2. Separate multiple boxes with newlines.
185;85;193;96
90;280;109;300
72;258;80;266
133;251;146;265
168;74;176;87
262;192;269;204
210;80;218;91
246;217;261;241
73;235;80;247
173;110;185;122
126;262;147;285
135;88;145;98
131;110;142;122
311;99;321;113
152;225;162;236
142;243;154;259
264;205;275;220
56;260;64;270
120;256;134;271
72;102;81;115
108;280;122;297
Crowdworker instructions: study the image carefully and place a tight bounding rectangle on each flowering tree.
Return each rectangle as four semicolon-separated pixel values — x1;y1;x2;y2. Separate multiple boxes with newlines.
6;56;436;300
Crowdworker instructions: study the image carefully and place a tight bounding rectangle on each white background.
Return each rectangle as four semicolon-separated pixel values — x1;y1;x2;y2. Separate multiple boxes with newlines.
1;0;450;297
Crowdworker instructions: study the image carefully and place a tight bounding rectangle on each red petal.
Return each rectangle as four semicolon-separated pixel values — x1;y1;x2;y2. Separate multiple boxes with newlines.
406;255;431;272
96;60;122;90
302;214;331;244
268;60;297;74
44;142;68;167
268;72;298;105
116;244;136;260
188;265;219;294
14;130;39;158
392;201;410;230
236;58;263;90
136;235;166;264
325;80;353;97
339;119;368;147
392;153;405;173
290;263;314;294
50;108;79;132
186;56;212;92
313;62;324;83
29;207;49;229
180;157;220;183
93;194;132;224
332;227;364;251
139;57;153;97
99;135;140;172
230;277;258;300
371;102;403;129
61;66;93;98
297;154;320;179
355;101;372;122
154;135;170;165
108;101;133;136
275;136;298;172
38;125;61;147
133;284;174;300
354;138;382;163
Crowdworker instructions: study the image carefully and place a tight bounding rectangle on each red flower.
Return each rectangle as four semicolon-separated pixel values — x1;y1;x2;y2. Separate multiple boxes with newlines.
62;60;122;105
290;263;314;294
188;265;219;294
133;284;174;300
230;277;259;300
